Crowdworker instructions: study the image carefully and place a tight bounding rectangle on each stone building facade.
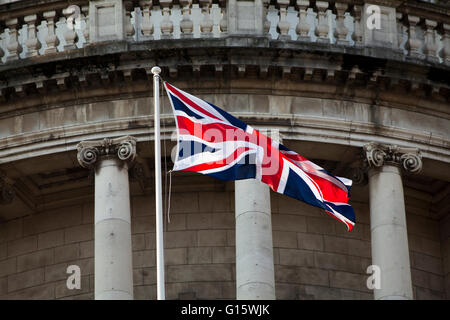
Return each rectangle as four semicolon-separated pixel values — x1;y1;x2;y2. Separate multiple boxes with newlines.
0;0;449;300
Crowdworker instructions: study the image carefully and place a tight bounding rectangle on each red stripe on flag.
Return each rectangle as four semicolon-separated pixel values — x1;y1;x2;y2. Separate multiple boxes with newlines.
280;151;308;162
305;173;349;204
176;116;257;144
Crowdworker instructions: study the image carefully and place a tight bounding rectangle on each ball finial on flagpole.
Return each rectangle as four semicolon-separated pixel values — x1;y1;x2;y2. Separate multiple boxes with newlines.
151;66;161;75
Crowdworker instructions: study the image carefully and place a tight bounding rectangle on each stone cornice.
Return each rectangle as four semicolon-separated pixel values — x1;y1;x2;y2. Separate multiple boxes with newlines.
397;0;450;21
2;38;450;75
0;42;449;121
0;114;447;169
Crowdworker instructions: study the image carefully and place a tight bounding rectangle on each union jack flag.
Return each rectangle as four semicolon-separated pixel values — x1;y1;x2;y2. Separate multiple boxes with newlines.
164;82;356;231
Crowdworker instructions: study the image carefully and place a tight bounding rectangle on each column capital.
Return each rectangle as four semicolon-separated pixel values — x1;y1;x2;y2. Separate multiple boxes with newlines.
363;142;422;174
77;136;137;169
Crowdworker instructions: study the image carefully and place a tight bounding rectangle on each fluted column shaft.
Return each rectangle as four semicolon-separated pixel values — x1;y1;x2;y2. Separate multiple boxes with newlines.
364;143;422;300
77;136;137;300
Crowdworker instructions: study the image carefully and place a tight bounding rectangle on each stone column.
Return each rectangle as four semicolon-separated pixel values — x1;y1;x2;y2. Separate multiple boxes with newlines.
77;136;137;300
235;179;275;299
363;142;422;300
234;130;280;300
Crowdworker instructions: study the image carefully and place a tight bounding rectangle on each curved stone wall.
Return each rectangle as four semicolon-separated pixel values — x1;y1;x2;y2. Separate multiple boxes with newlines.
1;85;448;178
0;0;449;300
0;177;446;299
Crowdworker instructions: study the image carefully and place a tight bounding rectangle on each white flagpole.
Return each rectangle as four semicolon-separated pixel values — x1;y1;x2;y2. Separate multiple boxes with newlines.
151;66;165;300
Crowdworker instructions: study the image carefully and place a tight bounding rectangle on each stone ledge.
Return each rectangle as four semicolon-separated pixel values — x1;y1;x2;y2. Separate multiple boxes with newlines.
1;37;449;75
0;114;448;170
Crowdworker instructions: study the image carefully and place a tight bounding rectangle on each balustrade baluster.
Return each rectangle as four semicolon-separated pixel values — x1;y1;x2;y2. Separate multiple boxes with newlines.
24;14;41;57
396;12;405;52
160;0;174;39
424;19;438;62
139;1;154;39
124;1;135;39
200;0;213;38
334;3;348;45
82;6;89;44
315;1;329;43
5;18;22;61
63;7;78;50
44;11;59;54
296;0;310;42
180;0;193;38
277;0;290;40
351;5;362;46
407;15;423;59
440;24;450;64
219;0;227;35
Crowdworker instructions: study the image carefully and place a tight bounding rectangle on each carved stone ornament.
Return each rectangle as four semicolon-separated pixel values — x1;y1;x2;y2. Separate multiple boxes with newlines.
0;177;15;204
77;136;137;169
363;142;422;174
348;166;368;185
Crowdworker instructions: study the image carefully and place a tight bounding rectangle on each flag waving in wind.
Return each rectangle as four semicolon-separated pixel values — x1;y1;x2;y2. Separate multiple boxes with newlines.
164;82;356;231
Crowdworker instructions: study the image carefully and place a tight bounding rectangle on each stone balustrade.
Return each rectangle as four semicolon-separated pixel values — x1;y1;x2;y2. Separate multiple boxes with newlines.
0;0;448;66
265;0;449;64
0;0;227;62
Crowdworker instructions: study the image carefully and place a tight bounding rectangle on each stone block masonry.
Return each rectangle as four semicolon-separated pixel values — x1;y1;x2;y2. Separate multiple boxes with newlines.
0;181;446;299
